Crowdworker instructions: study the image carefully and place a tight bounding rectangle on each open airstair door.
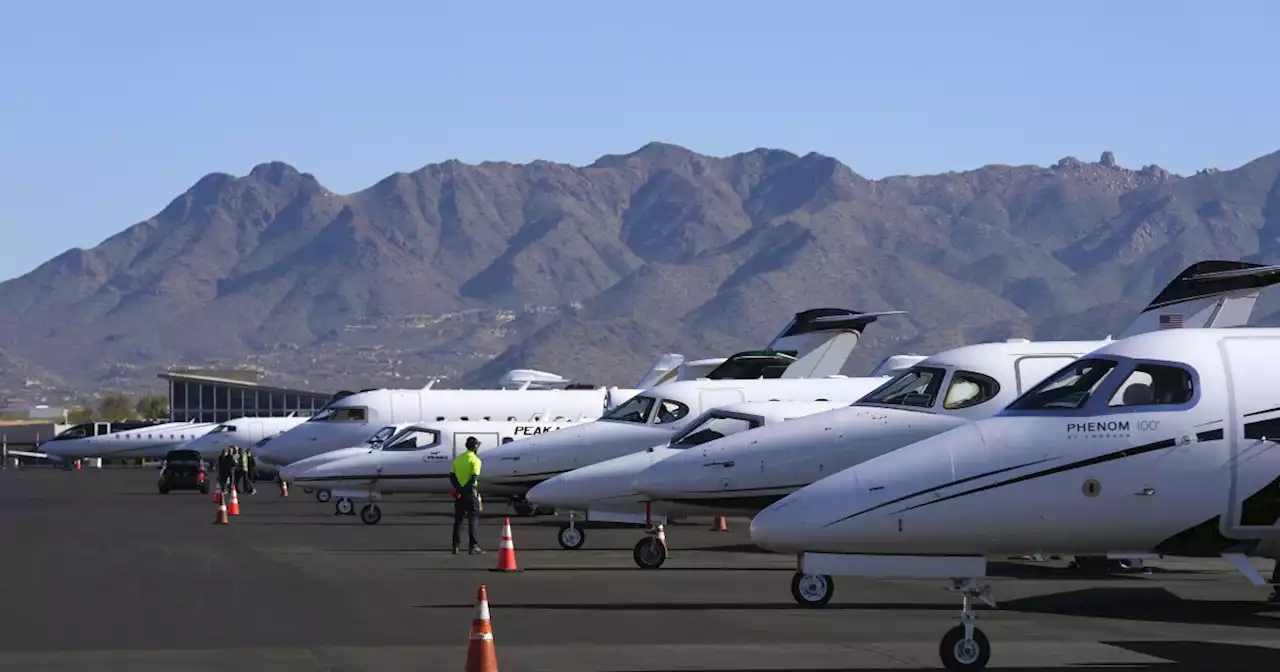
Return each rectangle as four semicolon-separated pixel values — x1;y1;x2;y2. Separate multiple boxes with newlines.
1221;333;1280;539
767;308;908;379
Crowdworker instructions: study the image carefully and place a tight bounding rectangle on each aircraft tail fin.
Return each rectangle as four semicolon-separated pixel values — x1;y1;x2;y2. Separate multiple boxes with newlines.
767;309;908;379
634;353;686;389
1117;260;1280;339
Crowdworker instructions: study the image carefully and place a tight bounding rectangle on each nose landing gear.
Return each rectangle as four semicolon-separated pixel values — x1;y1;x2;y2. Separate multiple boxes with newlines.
790;572;834;607
938;578;994;670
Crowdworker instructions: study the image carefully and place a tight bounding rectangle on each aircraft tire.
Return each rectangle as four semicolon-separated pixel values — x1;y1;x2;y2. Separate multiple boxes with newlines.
302;487;314;494
513;500;535;517
939;624;990;670
316;489;331;503
360;504;382;525
632;537;667;569
790;572;834;607
335;497;354;515
557;523;585;550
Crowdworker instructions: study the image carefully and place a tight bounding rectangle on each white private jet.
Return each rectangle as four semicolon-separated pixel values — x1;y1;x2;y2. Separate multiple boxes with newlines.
255;383;642;470
626;259;1280;577
284;417;595;523
479;307;923;548
526;399;855;557
39;420;218;460
749;326;1280;670
182;415;309;466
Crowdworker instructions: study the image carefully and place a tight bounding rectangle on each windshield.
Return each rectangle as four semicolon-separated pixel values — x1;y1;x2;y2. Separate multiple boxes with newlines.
52;425;92;440
1008;358;1119;411
602;395;656;424
210;425;235;433
382;428;442;452
858;366;947;409
670;413;760;448
310;407;367;422
365;425;397;445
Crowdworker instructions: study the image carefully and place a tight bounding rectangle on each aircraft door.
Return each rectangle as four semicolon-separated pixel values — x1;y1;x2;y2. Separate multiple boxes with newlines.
1221;335;1280;537
699;389;745;415
248;422;263;442
1014;356;1080;394
453;432;500;457
389;392;420;423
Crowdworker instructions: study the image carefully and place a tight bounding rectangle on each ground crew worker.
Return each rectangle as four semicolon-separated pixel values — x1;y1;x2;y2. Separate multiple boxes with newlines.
217;447;235;493
233;446;247;494
242;446;256;494
449;436;484;555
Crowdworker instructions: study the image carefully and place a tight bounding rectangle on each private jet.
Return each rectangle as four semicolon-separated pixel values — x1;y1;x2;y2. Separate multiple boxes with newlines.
284;417;594;523
39;420;218;461
526;399;854;558
182;415;309;469
626;259;1280;579
254;384;642;470
749;326;1280;670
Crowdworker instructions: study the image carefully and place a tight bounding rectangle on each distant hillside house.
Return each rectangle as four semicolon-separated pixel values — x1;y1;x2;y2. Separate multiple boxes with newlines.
159;369;335;423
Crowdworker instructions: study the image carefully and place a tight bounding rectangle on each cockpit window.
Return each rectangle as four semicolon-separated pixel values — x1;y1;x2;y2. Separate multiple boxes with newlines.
602;395;656;424
1009;358;1118;411
943;371;1002;410
670;414;761;448
53;426;91;440
366;426;397;446
1108;364;1194;407
382;429;441;452
859;366;947;409
654;399;690;425
310;407;367;422
210;425;236;433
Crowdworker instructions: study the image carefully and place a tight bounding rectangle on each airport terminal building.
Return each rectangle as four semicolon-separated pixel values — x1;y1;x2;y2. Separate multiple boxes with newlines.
159;369;335;424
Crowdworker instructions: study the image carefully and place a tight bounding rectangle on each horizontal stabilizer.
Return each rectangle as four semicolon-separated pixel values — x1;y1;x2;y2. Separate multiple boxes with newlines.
770;308;909;379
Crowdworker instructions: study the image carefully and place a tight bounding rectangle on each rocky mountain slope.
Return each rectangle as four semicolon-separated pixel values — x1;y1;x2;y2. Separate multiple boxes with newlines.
2;143;1279;402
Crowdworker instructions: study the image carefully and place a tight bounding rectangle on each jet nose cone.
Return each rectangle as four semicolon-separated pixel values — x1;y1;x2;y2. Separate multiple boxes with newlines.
631;456;690;500
749;495;814;554
526;472;574;509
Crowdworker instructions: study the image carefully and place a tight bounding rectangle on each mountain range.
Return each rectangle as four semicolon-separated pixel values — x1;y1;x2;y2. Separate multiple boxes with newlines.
3;142;1280;403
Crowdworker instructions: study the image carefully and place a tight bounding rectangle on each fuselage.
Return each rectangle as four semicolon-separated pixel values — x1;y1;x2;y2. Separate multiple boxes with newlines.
183;416;309;460
256;387;635;468
749;328;1280;560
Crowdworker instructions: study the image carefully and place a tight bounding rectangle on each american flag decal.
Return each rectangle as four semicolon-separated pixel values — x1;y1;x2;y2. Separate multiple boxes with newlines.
1159;313;1184;329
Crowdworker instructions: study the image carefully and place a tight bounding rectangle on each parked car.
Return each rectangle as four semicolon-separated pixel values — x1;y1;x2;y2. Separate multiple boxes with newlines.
158;449;209;494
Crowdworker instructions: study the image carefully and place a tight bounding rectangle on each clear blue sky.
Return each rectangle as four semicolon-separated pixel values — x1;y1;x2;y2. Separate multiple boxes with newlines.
2;0;1277;281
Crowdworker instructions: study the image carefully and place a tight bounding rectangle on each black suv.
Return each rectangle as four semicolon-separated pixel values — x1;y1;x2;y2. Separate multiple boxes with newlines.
158;449;210;494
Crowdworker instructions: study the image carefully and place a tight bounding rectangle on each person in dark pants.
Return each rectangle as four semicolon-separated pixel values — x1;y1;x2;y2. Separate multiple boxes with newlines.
449;437;485;555
217;448;235;494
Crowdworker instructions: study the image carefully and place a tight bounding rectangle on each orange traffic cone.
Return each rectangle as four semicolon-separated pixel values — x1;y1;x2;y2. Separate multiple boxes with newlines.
213;483;223;505
213;498;229;525
711;515;728;531
465;584;499;672
490;518;521;572
228;485;240;516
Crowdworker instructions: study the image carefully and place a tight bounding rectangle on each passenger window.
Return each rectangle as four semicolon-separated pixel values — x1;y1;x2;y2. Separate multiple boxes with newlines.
654;399;690;425
943;371;1001;410
1010;359;1118;411
501;437;514;444
1108;364;1193;407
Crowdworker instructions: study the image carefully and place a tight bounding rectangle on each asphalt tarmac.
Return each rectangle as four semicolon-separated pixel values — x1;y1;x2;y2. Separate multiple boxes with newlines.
2;466;1280;671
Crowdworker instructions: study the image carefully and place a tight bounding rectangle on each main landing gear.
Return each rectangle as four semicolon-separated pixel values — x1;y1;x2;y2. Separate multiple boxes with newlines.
790;572;834;607
938;578;994;670
359;503;382;525
334;496;355;515
315;488;331;503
